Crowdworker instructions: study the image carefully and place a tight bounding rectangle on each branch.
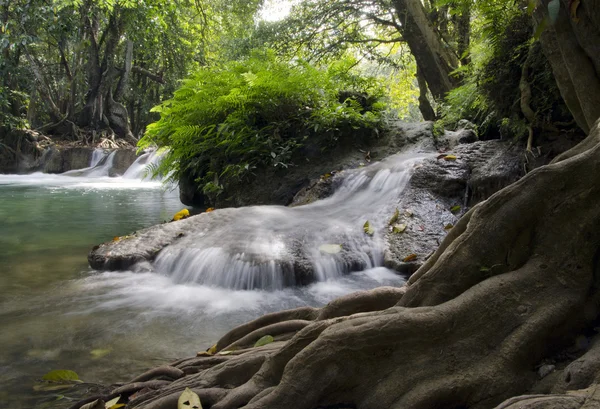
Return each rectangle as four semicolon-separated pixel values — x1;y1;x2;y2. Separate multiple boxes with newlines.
131;66;165;84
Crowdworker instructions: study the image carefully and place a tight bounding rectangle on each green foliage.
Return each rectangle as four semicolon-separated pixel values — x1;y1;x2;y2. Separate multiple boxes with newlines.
140;51;386;201
438;5;572;138
0;86;29;130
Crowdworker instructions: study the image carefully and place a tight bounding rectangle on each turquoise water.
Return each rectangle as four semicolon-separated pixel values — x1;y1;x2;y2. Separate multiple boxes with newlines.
0;173;404;409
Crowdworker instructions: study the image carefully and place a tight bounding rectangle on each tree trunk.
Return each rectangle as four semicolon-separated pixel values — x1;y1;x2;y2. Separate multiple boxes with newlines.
456;5;471;65
535;0;600;133
393;0;459;99
416;65;436;121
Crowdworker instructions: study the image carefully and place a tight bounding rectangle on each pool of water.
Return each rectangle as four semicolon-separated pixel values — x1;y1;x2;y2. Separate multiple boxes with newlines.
0;173;405;409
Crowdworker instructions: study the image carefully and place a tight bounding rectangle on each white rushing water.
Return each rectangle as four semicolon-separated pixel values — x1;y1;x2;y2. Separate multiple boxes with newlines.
151;152;429;290
122;149;165;180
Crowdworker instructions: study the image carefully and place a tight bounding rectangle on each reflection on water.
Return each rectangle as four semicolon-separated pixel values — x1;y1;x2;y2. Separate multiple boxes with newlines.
0;173;405;409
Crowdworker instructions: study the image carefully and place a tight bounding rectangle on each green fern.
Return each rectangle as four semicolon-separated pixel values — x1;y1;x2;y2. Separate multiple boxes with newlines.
139;49;387;199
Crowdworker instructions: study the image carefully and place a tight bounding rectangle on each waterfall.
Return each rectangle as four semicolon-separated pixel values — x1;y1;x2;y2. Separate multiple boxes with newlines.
63;151;117;177
90;148;107;167
122;150;164;180
151;153;429;290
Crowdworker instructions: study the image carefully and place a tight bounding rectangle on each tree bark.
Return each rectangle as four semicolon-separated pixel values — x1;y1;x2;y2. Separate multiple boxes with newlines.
393;0;459;99
535;0;600;133
416;65;436;121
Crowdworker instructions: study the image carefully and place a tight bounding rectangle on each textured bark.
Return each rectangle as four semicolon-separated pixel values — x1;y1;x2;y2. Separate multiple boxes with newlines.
416;65;436;121
536;0;600;133
393;0;458;99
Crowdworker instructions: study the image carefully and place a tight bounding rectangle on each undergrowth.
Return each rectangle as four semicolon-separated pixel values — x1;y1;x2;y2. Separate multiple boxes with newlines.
139;50;387;202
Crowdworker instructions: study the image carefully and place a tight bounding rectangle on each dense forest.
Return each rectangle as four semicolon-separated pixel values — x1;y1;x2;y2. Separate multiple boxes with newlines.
1;0;587;202
3;0;600;408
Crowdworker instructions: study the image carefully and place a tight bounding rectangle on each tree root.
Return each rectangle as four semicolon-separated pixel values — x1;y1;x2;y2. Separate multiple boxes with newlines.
74;122;600;409
129;366;184;383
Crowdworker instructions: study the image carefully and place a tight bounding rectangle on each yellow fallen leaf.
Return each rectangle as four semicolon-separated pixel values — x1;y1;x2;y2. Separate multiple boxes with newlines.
178;388;202;409
90;348;112;359
321;173;332;180
207;344;217;355
570;0;580;21
105;396;120;409
392;224;407;234
363;221;374;236
254;335;274;347
205;208;215;213
112;237;121;242
196;351;212;357
173;209;190;221
403;254;418;262
450;205;461;213
444;224;454;230
444;155;457;161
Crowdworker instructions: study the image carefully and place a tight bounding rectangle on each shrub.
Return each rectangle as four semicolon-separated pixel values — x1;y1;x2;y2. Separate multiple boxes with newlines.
139;50;386;199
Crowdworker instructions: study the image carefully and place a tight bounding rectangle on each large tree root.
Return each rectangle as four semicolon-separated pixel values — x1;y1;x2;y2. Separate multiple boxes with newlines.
74;120;600;409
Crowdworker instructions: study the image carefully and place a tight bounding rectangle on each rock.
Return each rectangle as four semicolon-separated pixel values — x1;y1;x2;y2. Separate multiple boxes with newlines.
384;140;524;275
42;147;94;173
109;148;138;176
291;172;343;206
436;128;479;150
457;119;477;131
539;365;556;379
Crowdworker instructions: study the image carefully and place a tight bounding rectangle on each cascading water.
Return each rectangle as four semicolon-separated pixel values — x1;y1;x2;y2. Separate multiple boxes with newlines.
152;153;429;290
62;150;117;177
90;148;107;167
122;150;165;180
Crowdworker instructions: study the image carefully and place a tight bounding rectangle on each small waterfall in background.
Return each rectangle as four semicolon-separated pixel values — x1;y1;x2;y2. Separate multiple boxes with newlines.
60;148;164;180
151;153;429;290
62;149;116;177
122;150;165;180
84;151;117;177
90;148;107;167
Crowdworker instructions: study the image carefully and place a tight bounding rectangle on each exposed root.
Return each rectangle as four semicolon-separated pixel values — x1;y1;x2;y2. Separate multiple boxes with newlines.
129;366;184;383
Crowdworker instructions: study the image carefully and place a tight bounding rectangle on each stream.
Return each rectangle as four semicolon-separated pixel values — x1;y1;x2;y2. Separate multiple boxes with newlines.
0;151;409;409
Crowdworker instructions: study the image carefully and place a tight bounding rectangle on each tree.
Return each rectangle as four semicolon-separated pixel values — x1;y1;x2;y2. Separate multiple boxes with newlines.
263;0;470;119
0;0;263;142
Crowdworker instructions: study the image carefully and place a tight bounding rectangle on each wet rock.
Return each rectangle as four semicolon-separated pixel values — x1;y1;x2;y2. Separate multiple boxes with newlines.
383;188;459;274
436;128;479;151
538;365;556;379
43;147;94;173
384;140;524;275
109;148;138;176
91;138;526;285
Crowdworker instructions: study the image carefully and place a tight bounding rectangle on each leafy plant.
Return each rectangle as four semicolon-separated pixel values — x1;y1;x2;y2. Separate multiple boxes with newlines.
140;50;387;202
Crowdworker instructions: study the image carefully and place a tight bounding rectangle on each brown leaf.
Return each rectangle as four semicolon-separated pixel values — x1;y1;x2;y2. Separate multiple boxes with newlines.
403;254;417;262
